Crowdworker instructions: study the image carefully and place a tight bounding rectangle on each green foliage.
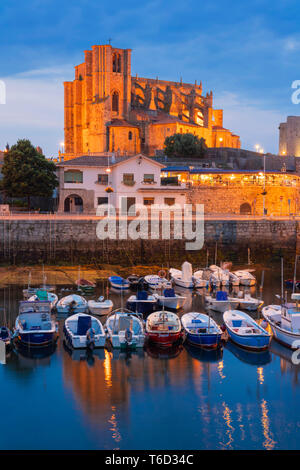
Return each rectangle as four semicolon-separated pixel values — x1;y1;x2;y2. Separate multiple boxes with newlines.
1;139;58;204
164;133;207;158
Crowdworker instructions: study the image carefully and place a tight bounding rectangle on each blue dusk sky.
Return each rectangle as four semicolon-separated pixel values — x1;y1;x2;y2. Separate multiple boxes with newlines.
0;0;300;156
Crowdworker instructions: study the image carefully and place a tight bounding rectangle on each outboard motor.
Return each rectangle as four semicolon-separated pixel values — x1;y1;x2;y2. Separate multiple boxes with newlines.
86;327;96;351
125;327;133;347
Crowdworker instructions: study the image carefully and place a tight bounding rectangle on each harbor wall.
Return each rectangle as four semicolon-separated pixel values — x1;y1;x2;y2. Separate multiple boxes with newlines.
0;218;298;265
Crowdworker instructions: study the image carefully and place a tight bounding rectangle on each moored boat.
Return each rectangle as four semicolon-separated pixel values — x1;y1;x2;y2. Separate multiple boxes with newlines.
56;294;87;314
223;309;271;351
14;300;58;347
237;292;264;311
76;278;96;294
127;274;140;290
169;262;194;289
233;270;256;286
87;296;113;316
105;309;145;349
108;275;130;290
181;312;222;349
144;274;169;290
63;313;105;349
193;270;209;289
29;289;58;310
153;287;186;310
126;290;158;315
205;291;240;313
262;294;300;349
146;310;182;347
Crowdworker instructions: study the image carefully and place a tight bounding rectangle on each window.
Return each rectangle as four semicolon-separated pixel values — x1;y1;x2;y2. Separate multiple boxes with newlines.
98;174;108;184
143;174;155;183
123;173;135;186
98;197;109;206
143;198;155;206
164;197;176;206
64;170;83;183
112;91;119;112
128;131;132;140
112;53;121;73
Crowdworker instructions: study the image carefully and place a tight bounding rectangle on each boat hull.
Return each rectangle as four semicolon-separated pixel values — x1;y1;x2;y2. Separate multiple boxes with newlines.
186;332;221;349
173;279;194;289
157;297;186;310
16;331;58;347
268;323;300;349
227;328;270;351
147;331;182;348
88;305;112;316
56;305;87;314
110;282;129;290
206;300;239;313
238;301;262;311
110;334;145;349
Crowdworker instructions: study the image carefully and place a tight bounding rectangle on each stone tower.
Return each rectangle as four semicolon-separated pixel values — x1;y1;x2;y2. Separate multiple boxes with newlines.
64;45;132;155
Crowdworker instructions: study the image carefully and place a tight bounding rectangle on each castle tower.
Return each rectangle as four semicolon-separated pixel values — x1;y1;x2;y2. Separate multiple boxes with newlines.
64;45;132;156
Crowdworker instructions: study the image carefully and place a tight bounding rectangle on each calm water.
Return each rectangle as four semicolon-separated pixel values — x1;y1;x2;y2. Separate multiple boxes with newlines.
1;266;300;450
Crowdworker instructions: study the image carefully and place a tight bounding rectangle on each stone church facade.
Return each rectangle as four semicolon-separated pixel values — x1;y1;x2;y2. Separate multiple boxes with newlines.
63;44;240;160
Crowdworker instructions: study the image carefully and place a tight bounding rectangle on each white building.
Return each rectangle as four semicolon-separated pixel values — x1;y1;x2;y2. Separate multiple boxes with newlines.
57;154;187;214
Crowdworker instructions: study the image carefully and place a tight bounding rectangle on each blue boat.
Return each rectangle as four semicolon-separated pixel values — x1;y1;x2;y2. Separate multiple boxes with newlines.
223;309;271;351
181;312;222;349
108;276;130;290
126;290;158;314
14;300;59;347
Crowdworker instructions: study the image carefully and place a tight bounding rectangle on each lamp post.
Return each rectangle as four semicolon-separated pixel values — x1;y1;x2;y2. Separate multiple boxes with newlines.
262;153;266;217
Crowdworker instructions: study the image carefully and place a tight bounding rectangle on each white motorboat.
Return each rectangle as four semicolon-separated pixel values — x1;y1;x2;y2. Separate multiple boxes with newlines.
169;262;194;289
205;291;240;313
228;272;240;286
105;309;145;348
153;287;186;310
193;270;209;289
144;275;169;290
14;300;58;347
28;289;58;310
88;296;113;316
56;294;87;314
262;293;300;349
64;313;106;349
209;265;230;287
233;270;256;286
237;292;264;311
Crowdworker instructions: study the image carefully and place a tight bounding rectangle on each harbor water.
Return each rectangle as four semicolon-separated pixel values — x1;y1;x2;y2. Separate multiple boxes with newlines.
0;266;300;450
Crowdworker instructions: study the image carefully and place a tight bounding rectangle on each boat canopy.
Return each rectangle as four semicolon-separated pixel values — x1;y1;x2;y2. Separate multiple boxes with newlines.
136;290;148;300
110;276;125;285
163;288;176;297
77;315;92;335
216;291;228;301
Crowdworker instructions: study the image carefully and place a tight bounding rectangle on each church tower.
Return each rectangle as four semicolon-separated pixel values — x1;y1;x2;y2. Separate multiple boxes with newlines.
64;45;132;155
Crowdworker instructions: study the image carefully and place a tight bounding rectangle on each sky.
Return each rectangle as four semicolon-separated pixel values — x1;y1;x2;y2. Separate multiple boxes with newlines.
0;0;300;156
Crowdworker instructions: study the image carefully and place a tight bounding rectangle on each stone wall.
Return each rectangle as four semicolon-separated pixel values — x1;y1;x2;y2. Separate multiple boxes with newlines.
0;218;298;265
188;185;299;216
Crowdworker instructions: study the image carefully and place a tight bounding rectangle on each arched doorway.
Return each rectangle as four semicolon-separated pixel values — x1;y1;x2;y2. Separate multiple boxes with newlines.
240;202;251;215
64;194;83;213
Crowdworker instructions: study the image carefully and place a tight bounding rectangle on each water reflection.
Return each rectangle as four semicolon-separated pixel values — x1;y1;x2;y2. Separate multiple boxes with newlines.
226;340;272;366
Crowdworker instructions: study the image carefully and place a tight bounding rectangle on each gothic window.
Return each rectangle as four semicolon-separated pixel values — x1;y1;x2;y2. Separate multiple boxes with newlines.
112;53;121;73
112;91;119;112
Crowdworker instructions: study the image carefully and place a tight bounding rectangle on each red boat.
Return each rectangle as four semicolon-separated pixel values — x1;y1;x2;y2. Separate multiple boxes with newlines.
75;279;96;293
146;311;182;347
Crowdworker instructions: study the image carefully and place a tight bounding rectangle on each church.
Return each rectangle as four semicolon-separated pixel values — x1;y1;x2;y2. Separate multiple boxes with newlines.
63;44;240;160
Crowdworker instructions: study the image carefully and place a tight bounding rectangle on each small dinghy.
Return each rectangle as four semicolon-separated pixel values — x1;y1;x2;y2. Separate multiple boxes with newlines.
56;294;87;314
0;327;12;351
153;287;186;310
205;291;240;313
108;275;130;290
76;278;96;294
146;310;182;347
181;312;222;349
262;293;300;349
223;310;271;351
126;290;158;315
29;289;58;310
127;274;140;290
88;296;113;316
63;313;105;349
237;292;264;311
144;274;169;290
209;265;230;287
14;301;58;347
233;270;256;286
105;310;145;349
170;262;194;289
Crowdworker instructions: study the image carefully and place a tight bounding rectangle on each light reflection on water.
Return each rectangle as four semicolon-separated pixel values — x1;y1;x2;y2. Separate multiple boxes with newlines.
0;267;300;449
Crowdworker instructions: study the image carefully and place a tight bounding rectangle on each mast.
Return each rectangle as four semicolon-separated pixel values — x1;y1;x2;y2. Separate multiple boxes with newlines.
293;254;298;295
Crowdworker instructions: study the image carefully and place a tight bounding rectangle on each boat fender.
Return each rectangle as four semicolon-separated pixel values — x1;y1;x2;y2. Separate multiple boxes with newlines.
125;328;133;344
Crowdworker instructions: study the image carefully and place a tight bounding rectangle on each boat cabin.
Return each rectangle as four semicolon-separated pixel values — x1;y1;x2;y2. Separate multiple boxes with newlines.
281;294;300;332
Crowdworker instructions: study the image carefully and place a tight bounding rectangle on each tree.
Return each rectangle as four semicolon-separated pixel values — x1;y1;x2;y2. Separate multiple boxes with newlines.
0;139;58;208
164;133;207;159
